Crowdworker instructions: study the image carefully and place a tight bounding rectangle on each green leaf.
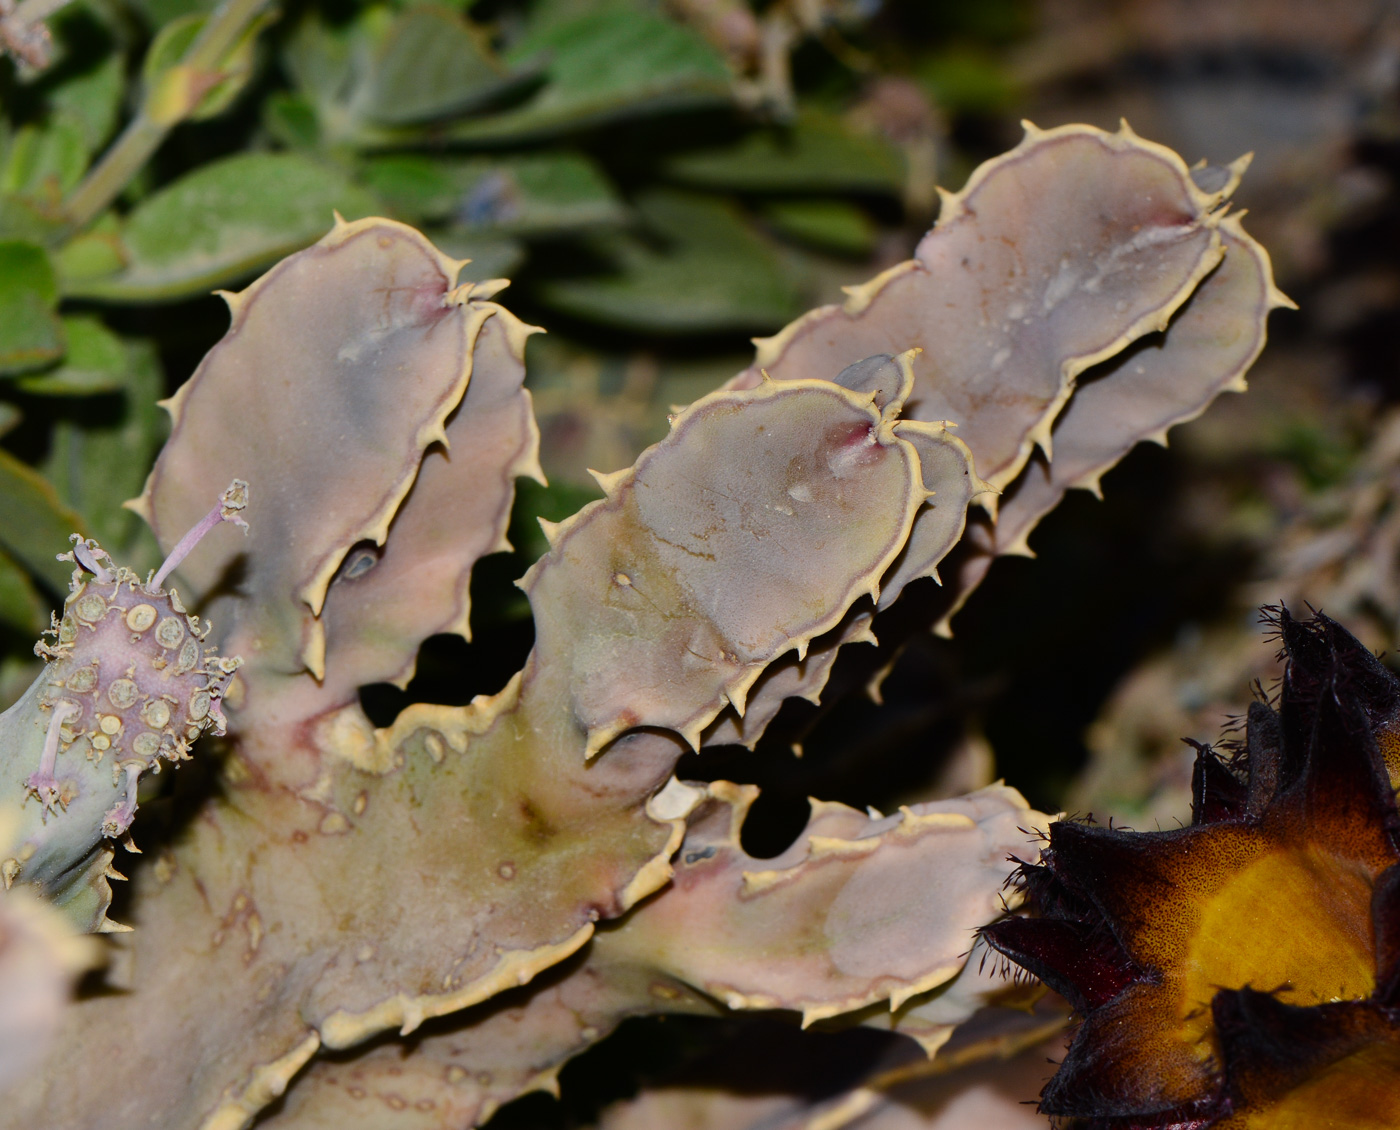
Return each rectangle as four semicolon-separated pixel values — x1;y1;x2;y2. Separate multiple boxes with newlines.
664;110;905;194
360;4;510;125
287;4;415;112
358;155;458;219
534;190;801;333
16;316;128;395
514;0;644;37
362;152;626;234
0;194;66;243
0;119;88;202
282;8;369;110
283;6;540;147
0;543;44;634
449;8;731;142
0;241;64;375
48;52;126;155
133;0;220;30
762;198;877;256
917;47;1016;113
0;447;85;595
0;404;20;437
262;91;321;149
64;152;382;302
42;338;165;557
54;214;128;285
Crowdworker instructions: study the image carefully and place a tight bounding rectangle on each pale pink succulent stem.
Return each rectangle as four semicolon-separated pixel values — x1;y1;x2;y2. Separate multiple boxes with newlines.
26;700;79;818
150;479;249;592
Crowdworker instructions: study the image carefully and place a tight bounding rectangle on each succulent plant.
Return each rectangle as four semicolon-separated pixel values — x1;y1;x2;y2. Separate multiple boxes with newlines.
0;119;1283;1129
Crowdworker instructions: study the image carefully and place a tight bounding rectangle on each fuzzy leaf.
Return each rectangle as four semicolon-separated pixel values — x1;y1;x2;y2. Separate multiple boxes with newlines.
764;198;879;256
359;4;509;125
15;316;127;396
667;110;905;194
0;240;64;375
41;336;165;554
0;544;43;633
65;153;381;302
54;215;128;286
0;448;85;594
280;9;367;115
536;191;801;333
362;152;626;234
449;8;731;142
0;120;87;202
48;52;125;154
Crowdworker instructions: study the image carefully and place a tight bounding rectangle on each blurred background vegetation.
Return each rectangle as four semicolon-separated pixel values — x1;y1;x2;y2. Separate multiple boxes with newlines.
3;0;1400;1120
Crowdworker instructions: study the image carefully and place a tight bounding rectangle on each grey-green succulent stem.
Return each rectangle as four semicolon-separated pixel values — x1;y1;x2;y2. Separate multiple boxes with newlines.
61;0;273;231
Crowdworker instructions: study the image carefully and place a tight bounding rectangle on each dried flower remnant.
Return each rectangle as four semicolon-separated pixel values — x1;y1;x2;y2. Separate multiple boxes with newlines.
0;482;247;932
983;609;1400;1128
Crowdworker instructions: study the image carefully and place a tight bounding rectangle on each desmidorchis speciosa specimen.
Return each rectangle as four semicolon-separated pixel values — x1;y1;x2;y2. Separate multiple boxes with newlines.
984;608;1400;1129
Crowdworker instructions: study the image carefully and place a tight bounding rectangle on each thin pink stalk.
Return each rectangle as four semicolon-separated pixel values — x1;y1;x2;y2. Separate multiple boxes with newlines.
27;700;79;818
150;479;249;592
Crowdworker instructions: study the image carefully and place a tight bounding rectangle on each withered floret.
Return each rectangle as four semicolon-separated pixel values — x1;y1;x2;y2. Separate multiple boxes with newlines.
983;608;1400;1128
